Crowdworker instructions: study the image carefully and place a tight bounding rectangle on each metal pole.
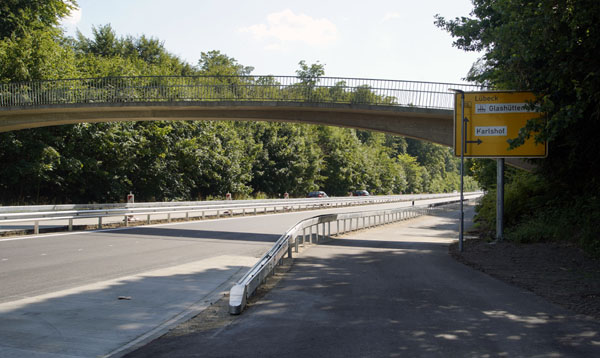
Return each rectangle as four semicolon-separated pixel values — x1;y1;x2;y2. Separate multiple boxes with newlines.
497;158;504;240
451;89;466;253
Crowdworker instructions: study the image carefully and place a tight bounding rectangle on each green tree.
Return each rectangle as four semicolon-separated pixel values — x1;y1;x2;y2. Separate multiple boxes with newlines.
436;0;600;254
247;122;323;197
397;153;425;193
197;50;253;76
435;0;600;194
0;0;77;39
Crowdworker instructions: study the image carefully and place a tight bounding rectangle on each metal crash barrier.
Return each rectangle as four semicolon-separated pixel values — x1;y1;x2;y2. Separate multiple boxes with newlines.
228;197;477;314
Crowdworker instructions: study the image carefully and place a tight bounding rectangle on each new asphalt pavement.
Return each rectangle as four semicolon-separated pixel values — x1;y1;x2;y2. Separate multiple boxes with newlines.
125;204;600;357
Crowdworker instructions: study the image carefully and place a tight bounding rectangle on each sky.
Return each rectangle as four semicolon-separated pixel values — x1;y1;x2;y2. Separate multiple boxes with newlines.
60;0;481;84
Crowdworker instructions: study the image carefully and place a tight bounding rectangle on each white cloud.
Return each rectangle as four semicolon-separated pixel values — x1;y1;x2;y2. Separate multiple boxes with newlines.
61;7;82;26
381;12;402;22
240;9;338;47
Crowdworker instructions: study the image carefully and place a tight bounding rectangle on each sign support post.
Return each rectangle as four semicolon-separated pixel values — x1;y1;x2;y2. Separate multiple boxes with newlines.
452;90;547;251
496;158;504;240
450;89;466;252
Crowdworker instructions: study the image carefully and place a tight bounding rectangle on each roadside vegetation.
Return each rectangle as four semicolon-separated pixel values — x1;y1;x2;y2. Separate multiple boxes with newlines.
0;1;478;205
437;0;600;256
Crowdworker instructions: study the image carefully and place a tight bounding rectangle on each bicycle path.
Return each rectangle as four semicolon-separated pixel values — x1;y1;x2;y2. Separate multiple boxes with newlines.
125;205;600;358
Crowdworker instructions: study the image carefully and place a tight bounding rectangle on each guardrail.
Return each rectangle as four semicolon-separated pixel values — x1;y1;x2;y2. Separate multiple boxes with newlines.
0;194;470;235
228;195;480;314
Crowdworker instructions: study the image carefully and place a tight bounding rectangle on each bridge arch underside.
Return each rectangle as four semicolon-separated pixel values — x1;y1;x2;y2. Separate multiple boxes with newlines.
0;101;455;146
0;101;533;169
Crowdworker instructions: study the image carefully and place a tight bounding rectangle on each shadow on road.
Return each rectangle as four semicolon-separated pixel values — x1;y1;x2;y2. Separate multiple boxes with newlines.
98;226;281;243
126;214;600;358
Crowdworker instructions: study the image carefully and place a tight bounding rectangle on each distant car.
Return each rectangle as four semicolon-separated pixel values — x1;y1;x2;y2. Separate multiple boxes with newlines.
353;190;370;196
307;191;328;198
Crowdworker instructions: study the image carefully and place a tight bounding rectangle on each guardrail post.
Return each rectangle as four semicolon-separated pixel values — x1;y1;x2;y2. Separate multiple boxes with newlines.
243;208;246;216
68;218;73;231
328;222;331;237
230;210;233;217
302;228;306;245
98;217;102;229
309;225;313;244
168;213;171;223
147;214;151;224
217;210;220;218
254;208;257;215
202;211;205;219
316;224;320;243
287;237;292;258
34;221;39;234
186;211;189;220
295;234;299;252
124;215;129;227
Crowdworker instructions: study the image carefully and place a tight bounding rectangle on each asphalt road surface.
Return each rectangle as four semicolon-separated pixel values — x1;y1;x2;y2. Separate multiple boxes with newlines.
128;204;600;358
0;197;460;357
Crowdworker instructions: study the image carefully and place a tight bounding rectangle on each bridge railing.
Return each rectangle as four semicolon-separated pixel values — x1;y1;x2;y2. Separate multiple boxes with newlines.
0;76;484;110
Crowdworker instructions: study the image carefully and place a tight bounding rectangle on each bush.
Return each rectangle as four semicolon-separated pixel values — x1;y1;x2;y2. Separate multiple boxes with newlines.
474;171;600;257
475;171;549;238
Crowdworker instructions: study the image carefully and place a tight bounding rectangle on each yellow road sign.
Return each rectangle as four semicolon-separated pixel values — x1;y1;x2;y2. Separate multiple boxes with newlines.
454;91;547;158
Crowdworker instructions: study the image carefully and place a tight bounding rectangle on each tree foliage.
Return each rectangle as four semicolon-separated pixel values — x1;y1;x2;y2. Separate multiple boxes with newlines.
436;0;600;193
0;6;478;204
0;0;76;39
437;0;600;254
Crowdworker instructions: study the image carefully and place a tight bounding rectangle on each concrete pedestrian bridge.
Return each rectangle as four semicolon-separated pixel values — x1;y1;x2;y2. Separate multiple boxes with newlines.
0;75;480;144
0;75;529;168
